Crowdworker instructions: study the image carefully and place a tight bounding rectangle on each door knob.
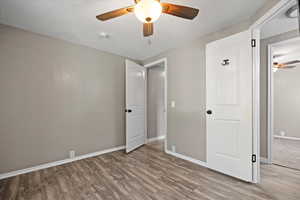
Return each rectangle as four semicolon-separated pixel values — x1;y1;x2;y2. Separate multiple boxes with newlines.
125;109;132;113
206;110;212;115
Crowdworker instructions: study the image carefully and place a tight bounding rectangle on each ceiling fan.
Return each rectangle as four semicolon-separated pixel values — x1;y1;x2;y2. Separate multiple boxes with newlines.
273;60;300;71
96;0;199;37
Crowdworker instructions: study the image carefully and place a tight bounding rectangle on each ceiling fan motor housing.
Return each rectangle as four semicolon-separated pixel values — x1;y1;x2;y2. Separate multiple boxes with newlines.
134;0;162;23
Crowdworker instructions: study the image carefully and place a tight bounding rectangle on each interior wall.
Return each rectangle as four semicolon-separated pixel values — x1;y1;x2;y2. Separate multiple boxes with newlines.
0;0;280;173
142;21;252;161
147;65;165;139
142;0;280;162
274;64;300;138
0;24;126;174
260;30;299;158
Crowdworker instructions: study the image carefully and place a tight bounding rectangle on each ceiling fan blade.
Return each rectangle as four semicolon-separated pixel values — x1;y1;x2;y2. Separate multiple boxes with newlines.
96;6;134;21
274;60;300;69
143;23;154;37
161;3;199;20
273;63;297;69
282;60;300;65
283;65;297;69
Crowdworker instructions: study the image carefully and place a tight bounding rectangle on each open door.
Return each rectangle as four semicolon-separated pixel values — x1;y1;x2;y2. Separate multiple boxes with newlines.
206;30;253;182
125;60;146;153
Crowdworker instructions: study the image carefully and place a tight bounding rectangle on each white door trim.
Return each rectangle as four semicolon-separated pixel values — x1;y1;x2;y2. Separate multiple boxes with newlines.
267;43;274;165
144;58;168;153
252;28;261;183
250;0;296;183
147;135;166;143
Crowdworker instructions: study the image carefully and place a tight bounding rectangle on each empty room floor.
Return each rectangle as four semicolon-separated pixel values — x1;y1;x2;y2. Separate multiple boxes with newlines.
1;141;300;200
273;137;300;171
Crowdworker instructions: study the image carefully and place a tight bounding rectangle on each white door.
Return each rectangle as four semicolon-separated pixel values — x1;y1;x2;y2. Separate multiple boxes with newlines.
126;60;146;153
206;30;253;182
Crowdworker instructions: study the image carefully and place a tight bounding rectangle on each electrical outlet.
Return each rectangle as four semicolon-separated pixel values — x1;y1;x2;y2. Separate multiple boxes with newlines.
69;150;75;159
171;145;176;153
279;131;286;136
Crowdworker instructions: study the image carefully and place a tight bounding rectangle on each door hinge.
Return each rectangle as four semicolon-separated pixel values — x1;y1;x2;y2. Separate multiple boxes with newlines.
252;154;257;163
251;39;256;47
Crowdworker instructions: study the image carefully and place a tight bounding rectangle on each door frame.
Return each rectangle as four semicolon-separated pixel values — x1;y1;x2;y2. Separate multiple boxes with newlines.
267;42;275;165
144;58;168;152
250;0;296;183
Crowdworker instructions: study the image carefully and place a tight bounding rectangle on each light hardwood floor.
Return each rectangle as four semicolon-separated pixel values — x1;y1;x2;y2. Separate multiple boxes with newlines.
273;137;300;170
1;141;300;200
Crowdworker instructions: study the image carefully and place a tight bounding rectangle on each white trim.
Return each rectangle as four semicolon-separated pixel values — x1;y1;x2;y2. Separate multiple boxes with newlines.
144;58;167;68
144;66;148;145
0;146;125;180
165;150;208;168
147;135;166;143
274;135;300;141
143;58;168;153
267;44;274;164
252;28;261;183
260;157;270;164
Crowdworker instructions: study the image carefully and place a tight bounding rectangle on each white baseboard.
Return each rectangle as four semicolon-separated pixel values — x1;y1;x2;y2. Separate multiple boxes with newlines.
260;157;270;164
147;135;166;143
274;135;300;141
0;145;125;180
165;150;208;168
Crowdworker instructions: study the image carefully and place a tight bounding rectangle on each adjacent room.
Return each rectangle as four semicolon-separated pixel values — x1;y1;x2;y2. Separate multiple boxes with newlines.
271;39;300;170
1;0;300;199
146;60;166;143
260;2;300;171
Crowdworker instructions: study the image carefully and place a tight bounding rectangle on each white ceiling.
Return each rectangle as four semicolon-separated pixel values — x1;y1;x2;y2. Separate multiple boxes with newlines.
273;38;300;64
0;0;269;60
261;0;298;39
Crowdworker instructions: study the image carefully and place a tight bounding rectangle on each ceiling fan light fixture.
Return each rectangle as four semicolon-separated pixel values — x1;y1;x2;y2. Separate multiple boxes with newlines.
134;0;162;23
285;4;299;18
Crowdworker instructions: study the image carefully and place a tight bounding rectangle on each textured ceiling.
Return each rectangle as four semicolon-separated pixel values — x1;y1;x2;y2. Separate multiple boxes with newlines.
261;0;298;39
0;0;269;60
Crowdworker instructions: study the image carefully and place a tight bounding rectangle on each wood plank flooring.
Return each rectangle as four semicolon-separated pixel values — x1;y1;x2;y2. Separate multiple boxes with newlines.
273;137;300;170
1;141;300;200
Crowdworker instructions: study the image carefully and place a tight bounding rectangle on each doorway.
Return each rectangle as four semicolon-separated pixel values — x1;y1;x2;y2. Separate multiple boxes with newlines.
144;59;167;150
125;58;167;153
259;0;300;171
267;38;300;170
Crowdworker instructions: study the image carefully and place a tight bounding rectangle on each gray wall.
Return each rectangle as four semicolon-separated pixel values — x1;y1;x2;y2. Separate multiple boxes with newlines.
142;21;251;161
260;30;299;158
142;0;280;162
274;66;300;138
0;0;280;173
0;24;126;173
147;65;165;139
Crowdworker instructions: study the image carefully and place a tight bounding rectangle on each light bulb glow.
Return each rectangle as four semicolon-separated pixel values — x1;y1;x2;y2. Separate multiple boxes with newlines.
134;0;162;23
